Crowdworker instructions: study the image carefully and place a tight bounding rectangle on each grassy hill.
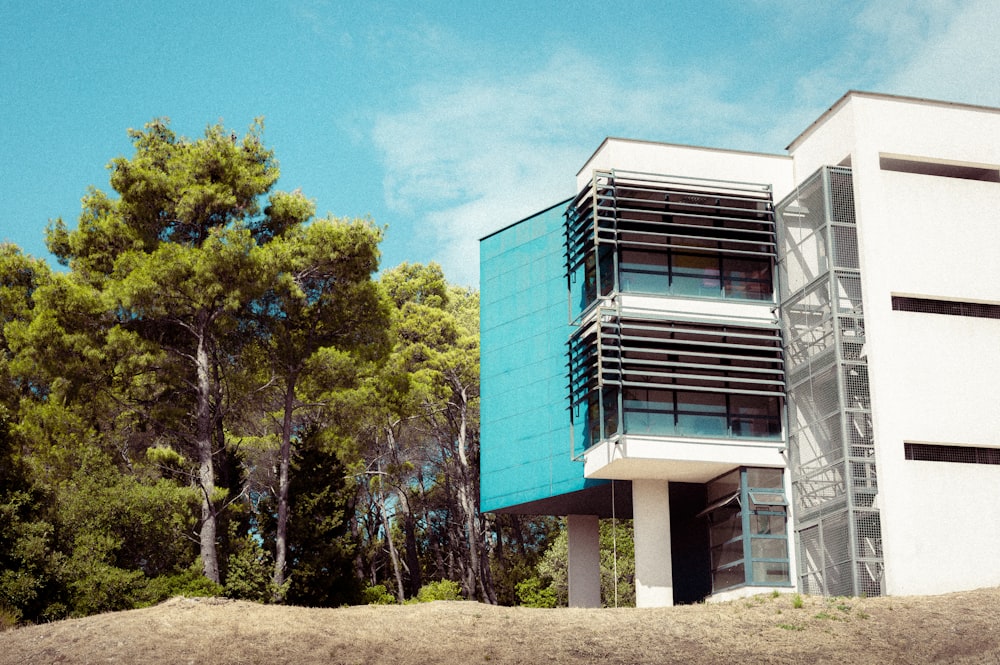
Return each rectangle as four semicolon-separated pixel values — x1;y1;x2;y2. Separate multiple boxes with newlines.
2;587;999;664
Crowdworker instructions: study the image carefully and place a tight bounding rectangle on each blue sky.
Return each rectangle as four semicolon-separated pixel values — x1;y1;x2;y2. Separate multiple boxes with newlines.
2;0;998;286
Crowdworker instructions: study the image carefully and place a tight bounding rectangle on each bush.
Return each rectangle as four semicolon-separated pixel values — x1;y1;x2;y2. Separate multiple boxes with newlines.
0;604;21;631
139;564;223;607
360;584;396;605
515;577;557;608
415;579;463;602
224;538;277;603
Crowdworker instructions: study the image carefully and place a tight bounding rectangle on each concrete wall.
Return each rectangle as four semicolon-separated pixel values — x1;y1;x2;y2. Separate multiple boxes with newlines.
576;139;795;200
792;94;1000;595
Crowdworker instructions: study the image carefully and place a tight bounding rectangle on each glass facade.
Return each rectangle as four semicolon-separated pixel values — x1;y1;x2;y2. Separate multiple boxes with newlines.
705;467;791;592
566;170;777;323
569;314;785;453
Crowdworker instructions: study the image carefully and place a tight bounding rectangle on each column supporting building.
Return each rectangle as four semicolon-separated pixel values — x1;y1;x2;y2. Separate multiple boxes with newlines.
566;514;601;608
633;479;673;607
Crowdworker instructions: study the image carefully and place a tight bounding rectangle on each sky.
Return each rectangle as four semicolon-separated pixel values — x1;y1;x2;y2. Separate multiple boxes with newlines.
2;0;999;287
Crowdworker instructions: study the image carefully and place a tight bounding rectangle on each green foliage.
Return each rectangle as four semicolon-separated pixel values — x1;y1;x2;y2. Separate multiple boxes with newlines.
256;427;361;607
360;584;397;605
415;579;463;602
489;515;561;606
601;519;635;608
515;577;557;608
223;537;277;603
533;518;636;608
380;262;449;309
0;408;67;624
792;593;805;609
139;563;223;606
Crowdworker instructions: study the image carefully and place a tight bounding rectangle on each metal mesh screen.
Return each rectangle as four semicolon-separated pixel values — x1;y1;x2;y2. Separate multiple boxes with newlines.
778;166;884;597
832;226;859;269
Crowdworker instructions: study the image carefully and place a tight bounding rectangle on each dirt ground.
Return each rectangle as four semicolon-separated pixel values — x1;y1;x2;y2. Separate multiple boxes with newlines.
3;587;1000;665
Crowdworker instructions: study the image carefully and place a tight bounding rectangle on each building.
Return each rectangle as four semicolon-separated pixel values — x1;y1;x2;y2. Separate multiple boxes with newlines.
479;91;1000;608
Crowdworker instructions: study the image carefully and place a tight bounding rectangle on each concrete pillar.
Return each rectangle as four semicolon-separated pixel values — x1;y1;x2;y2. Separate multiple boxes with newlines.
566;514;601;608
633;479;673;607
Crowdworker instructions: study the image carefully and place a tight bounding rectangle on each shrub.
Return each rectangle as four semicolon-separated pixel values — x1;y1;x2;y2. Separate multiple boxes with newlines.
0;604;21;631
361;584;396;605
139;564;223;607
415;579;463;602
515;577;557;608
223;538;277;603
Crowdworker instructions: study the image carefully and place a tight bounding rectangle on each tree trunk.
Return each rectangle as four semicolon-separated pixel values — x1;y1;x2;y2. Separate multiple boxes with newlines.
453;384;491;601
418;470;446;579
380;494;406;601
195;325;220;584
272;373;297;601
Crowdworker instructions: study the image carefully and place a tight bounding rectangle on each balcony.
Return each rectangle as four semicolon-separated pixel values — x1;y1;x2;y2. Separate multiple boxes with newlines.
569;311;786;480
567;169;777;322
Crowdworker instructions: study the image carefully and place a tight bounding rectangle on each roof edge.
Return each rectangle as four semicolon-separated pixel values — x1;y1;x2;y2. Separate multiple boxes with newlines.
478;196;572;243
576;137;790;179
786;90;1000;152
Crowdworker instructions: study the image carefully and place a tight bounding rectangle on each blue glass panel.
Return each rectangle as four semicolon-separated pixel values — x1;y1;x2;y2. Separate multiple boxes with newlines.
623;406;676;436
620;267;669;294
480;201;607;512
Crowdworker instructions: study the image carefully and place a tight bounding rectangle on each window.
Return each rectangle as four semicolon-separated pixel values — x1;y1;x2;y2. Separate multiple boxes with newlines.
704;468;791;593
891;296;1000;320
618;248;773;301
904;442;1000;465
879;155;1000;182
621;389;780;440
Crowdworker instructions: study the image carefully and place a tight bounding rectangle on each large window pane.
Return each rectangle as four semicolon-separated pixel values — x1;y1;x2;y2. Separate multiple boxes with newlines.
751;537;788;560
723;257;773;301
712;540;745;568
746;467;783;488
750;513;786;536
713;563;745;591
729;395;781;439
751;561;790;584
602;387;620;438
676;391;727;437
672;253;721;297
709;507;742;544
623;388;674;435
620;249;668;294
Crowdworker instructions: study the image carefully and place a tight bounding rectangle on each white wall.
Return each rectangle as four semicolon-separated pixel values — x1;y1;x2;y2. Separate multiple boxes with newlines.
577;139;795;201
793;94;1000;595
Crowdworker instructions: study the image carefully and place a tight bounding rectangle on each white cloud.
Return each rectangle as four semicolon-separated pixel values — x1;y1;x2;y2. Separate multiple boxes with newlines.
371;1;1000;286
372;49;767;286
877;0;1000;106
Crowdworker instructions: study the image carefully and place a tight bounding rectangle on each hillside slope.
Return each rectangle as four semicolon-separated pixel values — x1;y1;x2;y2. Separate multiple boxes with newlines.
3;587;999;664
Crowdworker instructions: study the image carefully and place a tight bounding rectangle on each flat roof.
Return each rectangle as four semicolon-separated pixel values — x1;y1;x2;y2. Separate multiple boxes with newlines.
576;137;789;179
786;90;1000;152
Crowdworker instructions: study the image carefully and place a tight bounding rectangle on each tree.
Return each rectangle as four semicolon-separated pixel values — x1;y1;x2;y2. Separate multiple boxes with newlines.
257;218;390;601
258;426;361;606
360;264;494;602
46;119;296;584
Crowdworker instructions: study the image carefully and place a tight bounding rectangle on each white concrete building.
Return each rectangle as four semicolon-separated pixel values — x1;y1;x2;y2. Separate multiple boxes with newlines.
479;91;1000;607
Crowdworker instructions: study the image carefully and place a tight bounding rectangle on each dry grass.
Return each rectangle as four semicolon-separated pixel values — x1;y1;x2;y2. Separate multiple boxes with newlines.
3;587;1000;664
